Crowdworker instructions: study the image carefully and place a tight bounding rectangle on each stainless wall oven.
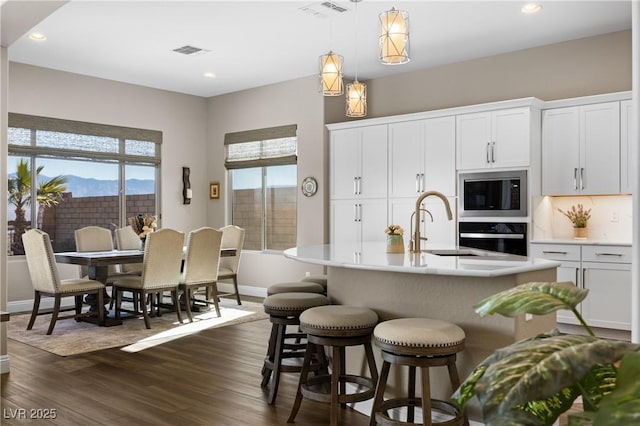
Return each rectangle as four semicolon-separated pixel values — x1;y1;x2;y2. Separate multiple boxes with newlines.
459;170;527;217
459;222;527;256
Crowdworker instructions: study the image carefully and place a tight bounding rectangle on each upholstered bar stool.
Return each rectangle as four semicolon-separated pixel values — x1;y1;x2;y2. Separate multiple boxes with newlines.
369;318;467;426
267;281;325;296
300;274;328;292
288;305;379;426
261;292;330;405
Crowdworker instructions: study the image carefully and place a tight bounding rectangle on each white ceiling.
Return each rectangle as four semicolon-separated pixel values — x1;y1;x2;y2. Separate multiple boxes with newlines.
5;0;632;98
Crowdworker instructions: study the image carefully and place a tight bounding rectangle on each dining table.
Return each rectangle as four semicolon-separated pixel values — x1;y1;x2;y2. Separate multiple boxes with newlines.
54;248;237;326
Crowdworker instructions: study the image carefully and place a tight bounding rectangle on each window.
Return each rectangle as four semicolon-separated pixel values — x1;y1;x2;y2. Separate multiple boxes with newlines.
7;113;161;255
225;125;297;251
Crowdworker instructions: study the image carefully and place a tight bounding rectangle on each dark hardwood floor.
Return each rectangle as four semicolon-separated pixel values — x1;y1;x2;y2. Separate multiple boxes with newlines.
1;300;370;426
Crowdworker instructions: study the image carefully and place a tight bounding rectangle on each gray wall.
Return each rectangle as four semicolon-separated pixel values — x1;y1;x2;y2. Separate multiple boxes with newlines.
325;30;631;123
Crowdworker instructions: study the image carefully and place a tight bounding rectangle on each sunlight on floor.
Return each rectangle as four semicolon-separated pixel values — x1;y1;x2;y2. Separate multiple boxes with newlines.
121;307;253;353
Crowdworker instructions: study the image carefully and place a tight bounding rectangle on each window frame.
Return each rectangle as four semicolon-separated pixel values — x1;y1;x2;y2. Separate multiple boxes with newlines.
7;113;162;256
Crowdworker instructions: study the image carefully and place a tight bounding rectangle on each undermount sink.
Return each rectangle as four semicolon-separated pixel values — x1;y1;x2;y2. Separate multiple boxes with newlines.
424;249;479;257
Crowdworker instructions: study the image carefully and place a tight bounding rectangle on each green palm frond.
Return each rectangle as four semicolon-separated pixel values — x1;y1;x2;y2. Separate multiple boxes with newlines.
474;282;588;317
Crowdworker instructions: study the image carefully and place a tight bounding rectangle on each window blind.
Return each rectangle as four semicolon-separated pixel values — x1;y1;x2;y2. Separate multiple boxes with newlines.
224;124;297;169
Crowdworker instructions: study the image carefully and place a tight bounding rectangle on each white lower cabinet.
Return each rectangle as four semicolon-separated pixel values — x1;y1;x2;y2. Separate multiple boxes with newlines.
530;243;631;331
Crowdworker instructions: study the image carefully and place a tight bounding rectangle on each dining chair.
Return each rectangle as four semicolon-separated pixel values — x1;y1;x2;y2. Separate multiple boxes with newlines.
74;226;118;280
179;227;223;322
22;229;105;335
112;228;185;329
217;225;245;305
115;226;143;275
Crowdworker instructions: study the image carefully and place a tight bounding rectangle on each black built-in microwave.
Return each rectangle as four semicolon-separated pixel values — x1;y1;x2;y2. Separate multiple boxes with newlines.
459;170;527;217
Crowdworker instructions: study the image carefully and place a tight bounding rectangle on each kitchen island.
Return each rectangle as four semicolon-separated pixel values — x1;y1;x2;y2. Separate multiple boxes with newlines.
284;243;560;423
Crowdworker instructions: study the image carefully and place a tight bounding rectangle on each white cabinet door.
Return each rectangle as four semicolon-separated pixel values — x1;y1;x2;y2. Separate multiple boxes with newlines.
620;99;634;194
360;125;389;199
360;198;389;243
457;108;531;170
389;117;456;198
331;128;361;199
542;107;580;195
491;107;531;169
542;102;621;195
456;112;492;170
423;116;456;195
580;102;620;195
388;121;424;198
555;261;582;325
330;199;387;247
330;125;388;200
582;262;631;330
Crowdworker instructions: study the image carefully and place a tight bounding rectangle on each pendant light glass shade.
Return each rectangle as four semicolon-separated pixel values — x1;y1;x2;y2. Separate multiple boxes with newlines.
319;51;344;96
379;8;410;65
346;80;367;117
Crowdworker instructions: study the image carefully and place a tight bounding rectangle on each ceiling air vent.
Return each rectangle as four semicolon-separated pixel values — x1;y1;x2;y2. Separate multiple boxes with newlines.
320;2;347;13
299;2;348;18
173;45;206;55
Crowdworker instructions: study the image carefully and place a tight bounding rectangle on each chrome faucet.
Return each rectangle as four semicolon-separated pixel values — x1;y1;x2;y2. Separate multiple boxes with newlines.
411;190;453;253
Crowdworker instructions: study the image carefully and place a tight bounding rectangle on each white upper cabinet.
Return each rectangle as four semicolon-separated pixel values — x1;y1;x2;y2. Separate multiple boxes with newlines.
542;102;620;195
388;116;456;198
330;125;388;200
456;107;532;170
620;99;635;194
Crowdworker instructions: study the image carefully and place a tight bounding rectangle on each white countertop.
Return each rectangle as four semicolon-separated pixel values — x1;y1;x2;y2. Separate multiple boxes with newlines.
284;243;559;278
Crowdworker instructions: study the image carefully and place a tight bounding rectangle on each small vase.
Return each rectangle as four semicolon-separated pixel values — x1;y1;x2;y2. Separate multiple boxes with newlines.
573;227;588;239
139;238;146;251
386;234;405;253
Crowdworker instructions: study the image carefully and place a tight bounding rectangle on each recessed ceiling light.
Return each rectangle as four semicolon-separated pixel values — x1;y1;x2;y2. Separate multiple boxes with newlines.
29;32;47;41
203;72;216;79
521;3;542;14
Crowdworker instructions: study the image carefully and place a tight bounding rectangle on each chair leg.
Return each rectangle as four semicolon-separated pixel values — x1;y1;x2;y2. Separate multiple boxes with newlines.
115;287;121;319
408;365;416;423
74;295;83;321
331;345;341;426
47;296;62;335
261;322;278;387
140;291;151;329
27;291;41;330
210;283;221;317
287;341;316;423
267;322;286;405
233;276;241;305
184;287;193;323
173;289;183;323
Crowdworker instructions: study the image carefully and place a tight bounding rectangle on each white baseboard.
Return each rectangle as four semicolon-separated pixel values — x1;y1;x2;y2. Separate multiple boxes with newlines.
0;354;10;374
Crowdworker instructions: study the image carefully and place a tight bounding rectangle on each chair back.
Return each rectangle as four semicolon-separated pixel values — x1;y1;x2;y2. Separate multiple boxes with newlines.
218;225;245;275
115;226;143;273
22;229;61;293
140;228;185;290
183;227;223;285
74;226;117;277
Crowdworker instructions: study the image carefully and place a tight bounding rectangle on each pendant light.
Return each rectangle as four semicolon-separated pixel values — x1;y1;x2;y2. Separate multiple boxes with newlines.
379;7;410;65
319;6;343;96
346;0;366;117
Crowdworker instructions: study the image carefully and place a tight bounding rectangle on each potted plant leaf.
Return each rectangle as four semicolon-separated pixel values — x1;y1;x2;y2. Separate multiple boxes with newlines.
452;282;639;426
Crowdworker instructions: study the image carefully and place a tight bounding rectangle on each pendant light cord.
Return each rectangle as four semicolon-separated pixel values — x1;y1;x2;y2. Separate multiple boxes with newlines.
354;0;359;81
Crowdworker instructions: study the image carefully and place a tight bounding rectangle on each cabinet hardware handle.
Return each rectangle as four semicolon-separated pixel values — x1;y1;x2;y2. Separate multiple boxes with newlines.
582;268;586;289
460;233;524;239
357;176;362;195
486;143;490;163
358;204;362;222
575;268;579;286
595;252;623;257
354;204;358;222
580;168;584;190
491;142;496;163
416;174;420;193
573;168;578;190
353;177;358;195
420;173;425;192
542;250;568;254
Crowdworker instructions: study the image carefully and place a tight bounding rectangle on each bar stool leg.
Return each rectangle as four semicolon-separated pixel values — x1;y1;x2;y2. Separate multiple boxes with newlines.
330;345;341;426
421;366;432;426
369;360;391;426
261;322;279;386
408;365;416;423
267;322;287;404
447;356;469;426
287;342;315;423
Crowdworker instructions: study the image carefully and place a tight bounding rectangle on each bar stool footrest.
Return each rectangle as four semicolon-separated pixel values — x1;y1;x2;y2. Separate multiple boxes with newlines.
376;398;463;426
301;373;376;404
